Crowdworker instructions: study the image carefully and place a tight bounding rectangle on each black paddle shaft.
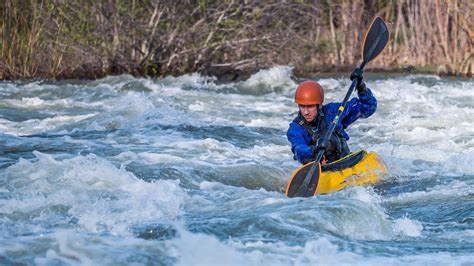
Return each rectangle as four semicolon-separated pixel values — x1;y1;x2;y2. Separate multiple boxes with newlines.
292;17;389;197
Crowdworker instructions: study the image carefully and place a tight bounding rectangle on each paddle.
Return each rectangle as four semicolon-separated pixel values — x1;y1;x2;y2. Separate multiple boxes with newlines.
288;16;389;198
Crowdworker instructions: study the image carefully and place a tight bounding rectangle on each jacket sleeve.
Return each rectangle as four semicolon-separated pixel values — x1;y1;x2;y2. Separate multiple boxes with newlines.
287;122;313;164
340;87;377;129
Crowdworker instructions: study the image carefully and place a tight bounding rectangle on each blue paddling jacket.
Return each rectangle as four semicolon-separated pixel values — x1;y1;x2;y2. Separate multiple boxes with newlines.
287;88;377;164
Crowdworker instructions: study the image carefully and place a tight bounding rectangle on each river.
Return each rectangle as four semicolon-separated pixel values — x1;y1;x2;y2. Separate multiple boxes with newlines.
1;66;473;265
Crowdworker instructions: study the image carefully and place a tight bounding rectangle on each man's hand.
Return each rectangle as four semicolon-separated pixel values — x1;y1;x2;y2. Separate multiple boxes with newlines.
350;67;368;95
311;137;327;156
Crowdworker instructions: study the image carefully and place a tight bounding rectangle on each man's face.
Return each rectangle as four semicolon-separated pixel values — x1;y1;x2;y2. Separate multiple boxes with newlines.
299;104;318;123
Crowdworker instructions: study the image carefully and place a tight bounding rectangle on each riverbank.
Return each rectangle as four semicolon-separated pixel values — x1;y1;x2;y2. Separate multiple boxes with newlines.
200;63;470;83
0;63;468;84
1;1;472;81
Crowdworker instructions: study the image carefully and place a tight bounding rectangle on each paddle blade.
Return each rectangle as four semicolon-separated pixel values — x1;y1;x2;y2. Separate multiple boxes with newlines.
362;17;389;63
285;162;321;197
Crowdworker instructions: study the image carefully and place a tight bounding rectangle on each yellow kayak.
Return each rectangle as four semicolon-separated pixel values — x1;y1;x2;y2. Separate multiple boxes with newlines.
285;150;388;196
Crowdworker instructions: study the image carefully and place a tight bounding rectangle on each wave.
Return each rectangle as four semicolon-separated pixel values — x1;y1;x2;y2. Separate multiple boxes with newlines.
0;151;185;235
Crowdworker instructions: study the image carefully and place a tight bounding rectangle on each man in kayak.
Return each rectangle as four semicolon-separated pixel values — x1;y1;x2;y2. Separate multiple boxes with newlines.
287;69;377;164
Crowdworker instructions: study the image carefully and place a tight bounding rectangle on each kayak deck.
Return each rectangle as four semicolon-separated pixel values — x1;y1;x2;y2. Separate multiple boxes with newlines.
285;150;388;196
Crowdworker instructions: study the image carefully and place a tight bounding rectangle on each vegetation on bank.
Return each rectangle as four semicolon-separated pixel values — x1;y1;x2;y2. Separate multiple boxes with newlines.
0;0;472;80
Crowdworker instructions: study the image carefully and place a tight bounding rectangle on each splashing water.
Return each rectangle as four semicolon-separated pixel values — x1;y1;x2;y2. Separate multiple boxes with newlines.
0;68;473;264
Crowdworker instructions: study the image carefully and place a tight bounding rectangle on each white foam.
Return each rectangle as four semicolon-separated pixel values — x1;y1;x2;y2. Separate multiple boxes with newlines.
7;97;46;107
199;181;222;190
345;77;474;177
1;151;185;235
443;149;474;175
0;114;96;136
308;187;427;240
241;66;296;94
0;223;365;265
79;92;158;131
293;237;474;265
153;72;226;96
167;225;472;266
245;118;289;129
295;238;363;265
323;188;394;240
384;180;472;204
464;230;474;237
172;225;248;266
188;102;205;111
317;78;343;92
166;138;293;166
137;152;186;164
4;227;472;266
163;72;217;86
113;151;139;161
0;229;163;265
393;217;423;237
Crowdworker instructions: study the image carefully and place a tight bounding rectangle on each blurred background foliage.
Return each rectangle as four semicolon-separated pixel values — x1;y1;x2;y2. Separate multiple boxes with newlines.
0;0;472;80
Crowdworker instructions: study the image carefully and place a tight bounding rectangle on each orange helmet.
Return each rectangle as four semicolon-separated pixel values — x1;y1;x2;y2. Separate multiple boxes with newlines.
294;81;324;105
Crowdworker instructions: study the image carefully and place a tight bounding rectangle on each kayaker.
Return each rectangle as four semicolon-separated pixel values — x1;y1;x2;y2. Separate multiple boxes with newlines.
287;68;377;164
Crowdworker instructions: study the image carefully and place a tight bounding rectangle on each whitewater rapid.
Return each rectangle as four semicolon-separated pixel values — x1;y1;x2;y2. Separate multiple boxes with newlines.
0;66;473;265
